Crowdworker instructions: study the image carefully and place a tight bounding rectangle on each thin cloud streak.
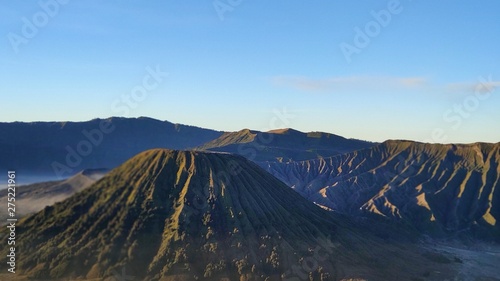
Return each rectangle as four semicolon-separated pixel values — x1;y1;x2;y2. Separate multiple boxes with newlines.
446;81;500;94
272;75;499;95
271;75;429;93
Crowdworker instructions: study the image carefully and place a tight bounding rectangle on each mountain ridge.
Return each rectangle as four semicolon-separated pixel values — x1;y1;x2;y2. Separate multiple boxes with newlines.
0;117;224;176
197;128;375;162
262;140;500;240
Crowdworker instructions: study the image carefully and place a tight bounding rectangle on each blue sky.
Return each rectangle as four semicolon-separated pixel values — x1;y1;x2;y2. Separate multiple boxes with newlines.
1;0;499;143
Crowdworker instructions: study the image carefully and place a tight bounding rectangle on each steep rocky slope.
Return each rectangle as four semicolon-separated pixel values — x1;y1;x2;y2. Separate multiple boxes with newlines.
263;141;500;239
0;149;460;280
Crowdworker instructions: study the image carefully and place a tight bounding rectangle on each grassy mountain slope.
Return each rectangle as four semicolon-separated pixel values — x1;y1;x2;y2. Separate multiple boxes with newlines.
0;149;460;280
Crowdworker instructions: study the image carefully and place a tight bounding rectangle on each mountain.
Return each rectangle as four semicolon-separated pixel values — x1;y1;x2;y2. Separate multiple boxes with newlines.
0;149;461;280
0;169;107;222
0;117;372;180
196;128;374;162
262;140;500;240
0;117;223;177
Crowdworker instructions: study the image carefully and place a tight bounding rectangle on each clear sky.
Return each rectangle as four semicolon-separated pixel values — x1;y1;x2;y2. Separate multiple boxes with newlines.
1;0;499;143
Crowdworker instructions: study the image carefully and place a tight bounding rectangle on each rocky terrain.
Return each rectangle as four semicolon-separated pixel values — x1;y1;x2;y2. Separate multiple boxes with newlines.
262;140;500;240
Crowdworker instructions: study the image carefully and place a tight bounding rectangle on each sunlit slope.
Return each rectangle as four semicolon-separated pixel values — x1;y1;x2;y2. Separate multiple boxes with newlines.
263;141;500;238
197;128;374;162
0;149;460;280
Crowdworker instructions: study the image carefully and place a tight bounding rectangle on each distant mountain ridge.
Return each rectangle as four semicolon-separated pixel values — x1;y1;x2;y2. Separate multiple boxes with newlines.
196;128;375;162
263;140;500;240
0;117;373;181
0;117;223;177
0;169;106;222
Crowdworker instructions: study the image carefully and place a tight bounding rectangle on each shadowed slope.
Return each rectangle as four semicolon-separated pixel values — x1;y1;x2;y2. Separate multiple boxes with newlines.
0;117;223;175
0;149;460;280
263;140;500;239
